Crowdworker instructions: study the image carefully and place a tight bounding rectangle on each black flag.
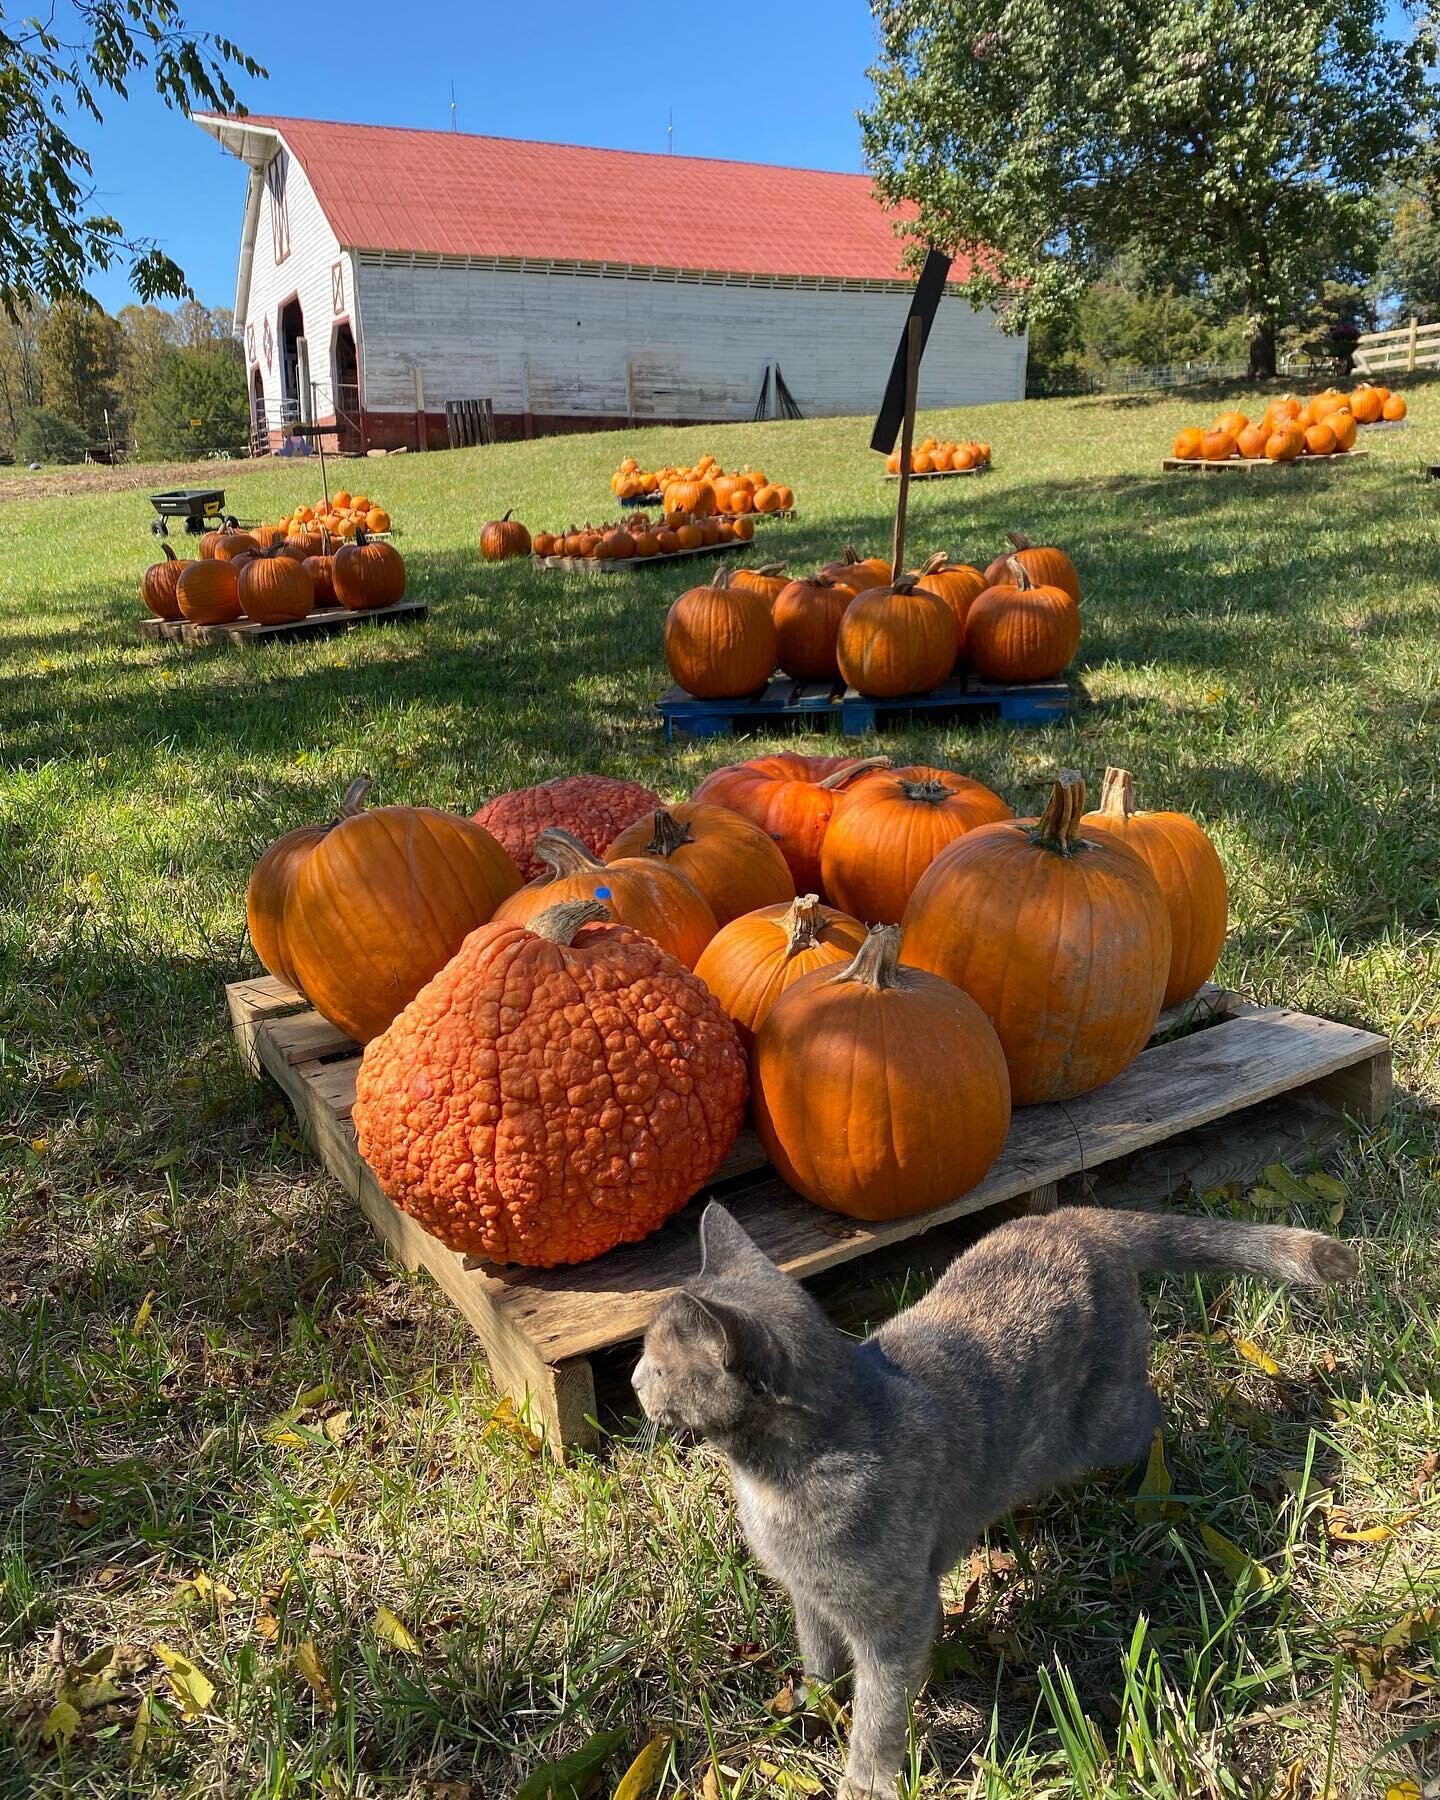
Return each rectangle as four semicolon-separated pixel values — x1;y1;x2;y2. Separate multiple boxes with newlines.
870;248;954;454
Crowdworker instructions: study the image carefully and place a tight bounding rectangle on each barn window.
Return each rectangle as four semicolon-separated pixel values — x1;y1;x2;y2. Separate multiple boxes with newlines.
268;154;291;265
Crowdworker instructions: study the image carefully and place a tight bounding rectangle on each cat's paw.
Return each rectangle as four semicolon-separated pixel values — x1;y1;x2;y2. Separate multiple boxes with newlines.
837;1775;895;1800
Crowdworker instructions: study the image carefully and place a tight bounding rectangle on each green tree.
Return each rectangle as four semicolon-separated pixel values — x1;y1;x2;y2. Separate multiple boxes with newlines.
38;296;121;443
1380;140;1440;321
16;406;87;464
0;304;45;452
1;3;263;316
132;346;249;459
115;303;178;441
862;0;1436;377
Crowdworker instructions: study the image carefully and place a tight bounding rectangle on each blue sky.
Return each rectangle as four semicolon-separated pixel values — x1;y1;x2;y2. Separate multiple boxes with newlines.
78;0;882;315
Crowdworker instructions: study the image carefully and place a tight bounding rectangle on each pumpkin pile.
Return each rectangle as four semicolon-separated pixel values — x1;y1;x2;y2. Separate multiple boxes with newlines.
663;532;1081;697
248;756;1227;1261
141;527;407;624
884;434;992;475
610;453;795;514
260;491;393;542
1171;382;1406;463
533;508;757;562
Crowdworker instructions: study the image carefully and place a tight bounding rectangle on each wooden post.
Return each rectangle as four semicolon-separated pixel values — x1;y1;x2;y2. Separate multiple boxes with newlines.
520;355;534;440
1408;315;1419;372
890;315;923;581
414;367;426;451
625;357;636;428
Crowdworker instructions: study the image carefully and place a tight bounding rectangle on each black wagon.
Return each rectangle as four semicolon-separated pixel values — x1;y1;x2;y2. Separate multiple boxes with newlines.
147;489;239;537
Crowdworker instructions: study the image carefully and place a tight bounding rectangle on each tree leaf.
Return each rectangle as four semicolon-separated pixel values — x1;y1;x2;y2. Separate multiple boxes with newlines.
130;1693;152;1767
1237;1339;1282;1377
484;1394;543;1456
1132;1427;1183;1523
41;1697;81;1745
132;1289;155;1333
1304;1170;1349;1204
373;1604;422;1656
152;1643;215;1716
1199;1523;1274;1589
1326;1508;1417;1544
1263;1163;1319;1208
514;1726;628;1799
611;1732;671;1800
290;1639;334;1710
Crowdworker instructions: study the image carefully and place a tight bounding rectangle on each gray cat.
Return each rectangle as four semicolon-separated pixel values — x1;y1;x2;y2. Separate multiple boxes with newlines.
633;1200;1358;1799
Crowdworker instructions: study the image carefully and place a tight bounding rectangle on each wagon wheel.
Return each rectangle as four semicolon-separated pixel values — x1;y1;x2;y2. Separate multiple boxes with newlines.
222;513;240;530
150;519;168;538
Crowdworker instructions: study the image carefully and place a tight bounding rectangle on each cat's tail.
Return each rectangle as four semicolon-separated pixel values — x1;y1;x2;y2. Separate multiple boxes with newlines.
1097;1210;1359;1289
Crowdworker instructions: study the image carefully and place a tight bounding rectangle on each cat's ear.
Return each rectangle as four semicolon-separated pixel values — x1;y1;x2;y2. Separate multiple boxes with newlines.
673;1290;777;1386
699;1202;772;1277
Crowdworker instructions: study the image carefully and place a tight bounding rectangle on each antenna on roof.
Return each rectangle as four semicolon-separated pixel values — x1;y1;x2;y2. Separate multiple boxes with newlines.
450;82;458;134
667;108;673;155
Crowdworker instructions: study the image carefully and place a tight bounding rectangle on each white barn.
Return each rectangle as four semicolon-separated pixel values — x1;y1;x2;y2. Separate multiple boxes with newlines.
194;113;1028;451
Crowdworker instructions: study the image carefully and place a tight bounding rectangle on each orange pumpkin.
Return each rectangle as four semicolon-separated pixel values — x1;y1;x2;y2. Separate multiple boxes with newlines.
1213;410;1248;436
989;532;1081;602
246;777;371;989
730;563;789;612
819;766;1013;924
1329;409;1357;452
212;531;261;563
694;893;868;1050
772;571;856;681
1349;384;1384;424
1383;394;1407;421
964;559;1080;682
1265;422;1304;462
819;546;893;592
1265;394;1302;425
480;509;531;561
1081;767;1228;1007
1303;421;1338;456
176;558;242;623
835;573;956;697
1200;429;1238;462
908;554;987;657
238;546;315;624
606;803;795;927
690;752;887;893
141;543;190;619
353;900;747;1266
302;551;337;605
494;827;717;968
753;924;1011;1220
365;508;392;533
901;771;1171;1103
332;535;406;611
663;478;717;519
1172;428;1205;461
282;795;521;1043
664;566;777;699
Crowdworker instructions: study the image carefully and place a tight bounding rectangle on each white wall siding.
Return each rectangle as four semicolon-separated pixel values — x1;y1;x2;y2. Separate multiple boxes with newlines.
242;146;350;422
353;259;1026;421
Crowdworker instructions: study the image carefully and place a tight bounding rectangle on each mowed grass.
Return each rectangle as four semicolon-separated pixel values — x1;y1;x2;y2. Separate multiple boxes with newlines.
2;384;1438;1799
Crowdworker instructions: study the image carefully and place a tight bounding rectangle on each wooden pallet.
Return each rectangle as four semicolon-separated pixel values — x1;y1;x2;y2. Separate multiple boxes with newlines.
656;672;1071;741
227;977;1389;1455
1358;419;1408;432
1161;450;1370;474
532;536;755;574
883;464;992;481
139;600;426;646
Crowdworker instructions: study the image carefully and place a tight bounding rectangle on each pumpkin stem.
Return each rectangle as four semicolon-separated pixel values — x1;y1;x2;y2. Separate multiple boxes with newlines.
644;809;694;858
830;923;908;991
532;827;605;876
1005;556;1035;590
1029;770;1088;853
917;552;952;576
161;542;177;563
500;508;514;522
839;545;862;565
1098;766;1136;819
889;572;923;596
529;898;610;943
817;754;890;791
746;561;785;577
1005;531;1033;552
337;777;371;819
897;778;952;805
782;894;826;957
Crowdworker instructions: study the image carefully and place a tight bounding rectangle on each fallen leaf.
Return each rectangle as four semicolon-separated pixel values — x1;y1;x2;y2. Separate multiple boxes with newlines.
1386;1780;1422;1800
930;1633;983;1678
153;1643;215;1716
95;1565;134;1591
130;1693;152;1766
1304;1170;1348;1205
1277;1467;1333;1511
1246;1185;1288;1210
373;1604;422;1656
178;1572;236;1607
132;1290;155;1333
65;1496;100;1526
483;1394;543;1456
295;1382;335;1410
41;1697;81;1746
766;1681;799;1717
1199;1523;1274;1590
514;1726;628;1799
70;1670;123;1709
322;1411;351;1444
1132;1428;1184;1524
1326;1508;1417;1545
701;1770;721;1800
290;1639;334;1710
612;1732;671;1800
253;1614;280;1643
30;1136;49;1155
1263;1164;1320;1209
1271;1758;1307;1800
1408;1451;1439;1501
1237;1339;1282;1378
1381;1606;1437;1651
753;1762;823;1795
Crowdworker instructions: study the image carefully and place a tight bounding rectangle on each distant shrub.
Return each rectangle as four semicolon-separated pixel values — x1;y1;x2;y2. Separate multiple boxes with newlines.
16;407;88;464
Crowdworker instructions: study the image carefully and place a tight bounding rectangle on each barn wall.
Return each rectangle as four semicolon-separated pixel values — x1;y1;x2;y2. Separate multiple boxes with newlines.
352;259;1027;435
242;146;354;435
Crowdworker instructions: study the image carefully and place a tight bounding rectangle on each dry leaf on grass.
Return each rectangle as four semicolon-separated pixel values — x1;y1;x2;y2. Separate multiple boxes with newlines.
130;1693;152;1767
612;1733;672;1800
289;1639;334;1710
1237;1339;1282;1378
1132;1428;1184;1523
152;1643;215;1717
131;1290;155;1333
483;1394;543;1456
373;1604;422;1656
40;1697;81;1746
1199;1523;1274;1590
1326;1507;1418;1544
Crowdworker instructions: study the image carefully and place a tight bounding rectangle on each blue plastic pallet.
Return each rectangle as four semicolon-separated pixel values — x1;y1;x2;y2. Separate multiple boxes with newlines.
656;674;1071;741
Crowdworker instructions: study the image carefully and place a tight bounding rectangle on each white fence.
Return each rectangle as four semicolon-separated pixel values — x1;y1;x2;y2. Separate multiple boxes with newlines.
1354;318;1440;377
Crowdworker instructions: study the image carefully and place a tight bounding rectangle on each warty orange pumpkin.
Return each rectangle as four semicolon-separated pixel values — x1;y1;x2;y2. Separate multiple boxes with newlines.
693;893;868;1050
835;573;956;697
819;765;1013;924
282;792;521;1042
1081;766;1228;1006
901;770;1171;1103
493;827;716;968
664;565;777;699
752;923;1011;1220
606;802;795;926
353;899;747;1266
690;752;888;893
472;773;661;879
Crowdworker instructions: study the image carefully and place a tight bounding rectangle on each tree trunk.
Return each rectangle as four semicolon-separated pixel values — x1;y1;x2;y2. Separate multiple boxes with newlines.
1248;313;1277;380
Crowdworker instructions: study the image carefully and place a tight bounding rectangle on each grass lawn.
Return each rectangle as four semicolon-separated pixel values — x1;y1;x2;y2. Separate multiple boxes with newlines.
2;384;1438;1799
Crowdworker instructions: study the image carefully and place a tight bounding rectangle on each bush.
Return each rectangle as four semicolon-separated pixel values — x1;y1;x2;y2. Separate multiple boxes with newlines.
15;407;88;464
132;347;250;460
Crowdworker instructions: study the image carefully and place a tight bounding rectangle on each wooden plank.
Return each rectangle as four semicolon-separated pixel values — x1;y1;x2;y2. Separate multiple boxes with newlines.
533;536;753;574
883;464;992;481
139;600;426;646
226;974;312;1074
1161;451;1369;474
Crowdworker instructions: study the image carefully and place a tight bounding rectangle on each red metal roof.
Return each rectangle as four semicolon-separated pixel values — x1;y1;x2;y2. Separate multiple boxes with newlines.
217;115;952;283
